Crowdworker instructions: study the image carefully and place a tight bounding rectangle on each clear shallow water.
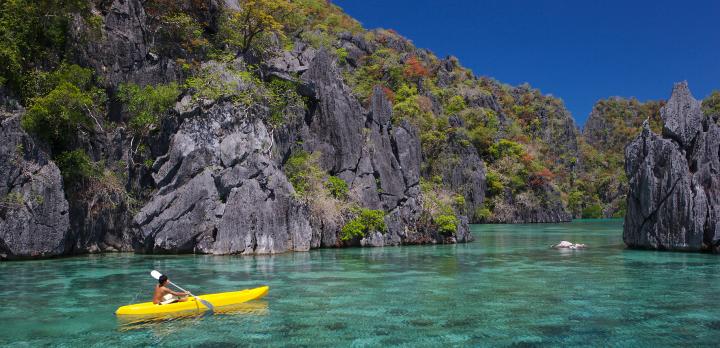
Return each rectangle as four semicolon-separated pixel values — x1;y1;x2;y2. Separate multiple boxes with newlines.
2;219;720;347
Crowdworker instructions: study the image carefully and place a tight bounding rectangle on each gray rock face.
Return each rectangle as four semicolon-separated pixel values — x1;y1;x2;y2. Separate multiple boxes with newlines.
69;0;178;87
624;82;720;252
488;188;572;224
299;51;471;246
0;115;70;260
661;82;703;148
426;117;487;222
135;99;313;254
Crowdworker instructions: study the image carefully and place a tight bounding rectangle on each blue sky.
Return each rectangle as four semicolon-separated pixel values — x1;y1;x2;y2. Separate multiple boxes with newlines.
333;0;720;127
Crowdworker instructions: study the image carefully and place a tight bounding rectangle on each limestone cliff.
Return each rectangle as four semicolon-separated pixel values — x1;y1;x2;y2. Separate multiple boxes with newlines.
624;82;720;252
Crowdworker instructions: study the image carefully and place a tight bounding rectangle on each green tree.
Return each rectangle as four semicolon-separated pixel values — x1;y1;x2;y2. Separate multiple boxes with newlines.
21;64;106;152
117;82;181;138
284;150;324;196
158;12;208;55
267;78;304;127
0;0;89;100
219;0;299;55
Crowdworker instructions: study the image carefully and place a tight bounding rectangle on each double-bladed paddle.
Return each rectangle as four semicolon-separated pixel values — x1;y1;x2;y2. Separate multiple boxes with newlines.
151;270;215;313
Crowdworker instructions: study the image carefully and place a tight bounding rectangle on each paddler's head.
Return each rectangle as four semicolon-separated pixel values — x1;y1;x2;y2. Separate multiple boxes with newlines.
159;274;168;286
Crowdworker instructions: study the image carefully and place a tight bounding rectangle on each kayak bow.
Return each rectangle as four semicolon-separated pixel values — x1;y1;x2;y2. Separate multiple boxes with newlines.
115;286;269;316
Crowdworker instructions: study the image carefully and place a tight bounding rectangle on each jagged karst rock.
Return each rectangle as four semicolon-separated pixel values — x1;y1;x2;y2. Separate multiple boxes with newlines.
624;82;720;252
425;116;487;222
488;188;572;224
0;115;70;260
299;52;471;246
69;0;179;87
135;99;312;254
660;83;703;147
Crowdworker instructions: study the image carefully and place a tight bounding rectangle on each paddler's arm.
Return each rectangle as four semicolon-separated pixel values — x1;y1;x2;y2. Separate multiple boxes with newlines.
170;290;190;296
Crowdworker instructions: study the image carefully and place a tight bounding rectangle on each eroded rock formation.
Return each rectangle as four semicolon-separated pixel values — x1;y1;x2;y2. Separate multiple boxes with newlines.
0;113;70;260
624;82;720;252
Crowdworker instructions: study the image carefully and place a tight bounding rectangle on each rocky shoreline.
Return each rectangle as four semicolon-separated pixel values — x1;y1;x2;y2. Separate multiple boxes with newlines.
1;0;717;260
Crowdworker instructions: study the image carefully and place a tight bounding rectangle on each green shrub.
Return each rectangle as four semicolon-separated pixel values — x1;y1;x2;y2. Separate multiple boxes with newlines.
300;30;334;50
158;12;208;54
703;91;720;118
567;190;584;216
185;65;256;105
335;47;349;64
488;139;524;161
486;170;504;196
284;150;324;196
117;82;180;136
340;208;387;241
435;214;458;235
325;176;348;199
345;48;404;101
453;194;466;209
444;95;466;115
582;204;603;219
475;206;492;221
3;191;25;206
267;78;305;127
21;65;106;151
0;0;89;99
55;149;100;186
392;84;425;125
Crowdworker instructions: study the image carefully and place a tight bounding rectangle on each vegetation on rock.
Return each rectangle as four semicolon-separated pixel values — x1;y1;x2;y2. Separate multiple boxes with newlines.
575;98;664;218
21;64;106;152
117;82;181;138
340;208;387;241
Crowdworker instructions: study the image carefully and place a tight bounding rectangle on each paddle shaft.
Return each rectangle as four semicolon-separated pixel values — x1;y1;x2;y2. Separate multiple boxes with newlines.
151;270;214;312
167;280;214;312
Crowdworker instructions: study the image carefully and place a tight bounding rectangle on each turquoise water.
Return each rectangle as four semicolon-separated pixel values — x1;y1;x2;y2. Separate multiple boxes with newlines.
2;219;720;347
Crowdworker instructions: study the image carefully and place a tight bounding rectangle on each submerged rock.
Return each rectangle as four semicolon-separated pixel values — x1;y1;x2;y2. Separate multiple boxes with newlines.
623;82;720;252
552;241;586;249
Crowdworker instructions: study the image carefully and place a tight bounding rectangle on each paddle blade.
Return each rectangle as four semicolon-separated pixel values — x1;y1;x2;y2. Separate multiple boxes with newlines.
197;297;215;312
150;270;162;280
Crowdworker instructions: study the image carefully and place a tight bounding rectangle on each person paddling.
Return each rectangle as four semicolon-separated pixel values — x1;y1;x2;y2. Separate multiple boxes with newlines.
153;274;189;305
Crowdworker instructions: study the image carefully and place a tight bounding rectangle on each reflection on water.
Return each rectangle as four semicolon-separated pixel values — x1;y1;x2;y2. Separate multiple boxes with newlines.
118;301;269;332
2;219;720;346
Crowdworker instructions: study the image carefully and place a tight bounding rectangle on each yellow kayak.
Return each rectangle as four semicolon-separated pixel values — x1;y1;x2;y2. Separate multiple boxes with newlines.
115;286;269;316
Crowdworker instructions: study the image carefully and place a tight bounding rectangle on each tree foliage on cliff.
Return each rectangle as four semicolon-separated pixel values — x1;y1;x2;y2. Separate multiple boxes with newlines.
117;82;181;138
21;64;106;152
0;0;90;101
572;98;664;218
219;0;300;55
